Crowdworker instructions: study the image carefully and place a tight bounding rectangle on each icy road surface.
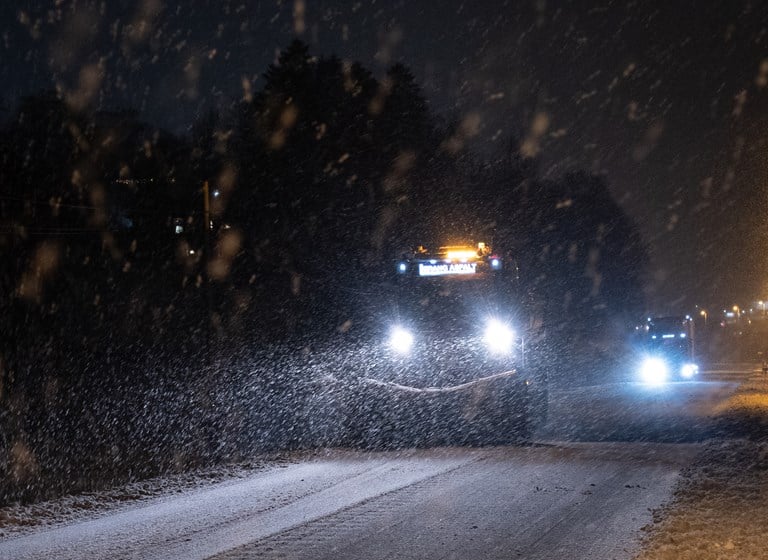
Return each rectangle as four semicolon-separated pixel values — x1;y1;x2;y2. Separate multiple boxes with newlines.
0;371;743;560
0;444;699;560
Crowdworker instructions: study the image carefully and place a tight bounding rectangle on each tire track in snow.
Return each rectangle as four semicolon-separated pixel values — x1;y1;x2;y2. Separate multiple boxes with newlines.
0;450;480;560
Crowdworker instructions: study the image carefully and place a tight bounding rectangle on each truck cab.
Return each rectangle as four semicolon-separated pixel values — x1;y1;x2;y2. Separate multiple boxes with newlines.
638;316;699;384
343;242;548;446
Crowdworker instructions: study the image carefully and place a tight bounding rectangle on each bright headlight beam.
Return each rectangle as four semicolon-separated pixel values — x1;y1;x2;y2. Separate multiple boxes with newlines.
640;357;669;385
681;363;699;378
485;319;515;354
389;327;414;353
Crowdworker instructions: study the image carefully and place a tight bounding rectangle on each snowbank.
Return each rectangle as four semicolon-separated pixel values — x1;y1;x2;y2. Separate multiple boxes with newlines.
0;455;296;540
636;372;768;560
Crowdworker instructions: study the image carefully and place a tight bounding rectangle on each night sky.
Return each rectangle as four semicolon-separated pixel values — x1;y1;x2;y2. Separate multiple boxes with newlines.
2;0;768;312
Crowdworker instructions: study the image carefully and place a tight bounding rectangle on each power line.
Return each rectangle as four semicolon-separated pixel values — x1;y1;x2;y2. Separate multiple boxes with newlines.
0;227;111;236
0;195;102;211
0;230;105;237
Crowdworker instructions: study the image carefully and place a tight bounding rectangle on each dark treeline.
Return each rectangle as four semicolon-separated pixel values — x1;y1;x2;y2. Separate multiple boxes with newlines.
0;40;647;502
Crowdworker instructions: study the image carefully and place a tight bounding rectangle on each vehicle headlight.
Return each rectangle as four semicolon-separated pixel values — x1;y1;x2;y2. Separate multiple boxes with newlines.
640;357;669;385
389;326;414;354
681;363;699;378
484;319;515;354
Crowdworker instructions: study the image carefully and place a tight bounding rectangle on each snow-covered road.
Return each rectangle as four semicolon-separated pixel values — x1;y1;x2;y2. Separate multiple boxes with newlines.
0;449;480;559
0;443;700;560
209;443;702;560
0;368;752;560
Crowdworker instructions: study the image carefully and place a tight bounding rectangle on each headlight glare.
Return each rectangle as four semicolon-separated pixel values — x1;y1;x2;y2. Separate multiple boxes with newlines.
484;319;515;354
640;357;669;385
389;326;414;354
681;363;699;378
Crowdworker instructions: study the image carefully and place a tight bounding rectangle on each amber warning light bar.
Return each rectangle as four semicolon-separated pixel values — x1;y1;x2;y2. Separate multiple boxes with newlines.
396;243;502;277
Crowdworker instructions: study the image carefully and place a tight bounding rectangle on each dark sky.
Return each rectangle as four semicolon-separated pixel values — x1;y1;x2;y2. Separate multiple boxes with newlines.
2;0;768;312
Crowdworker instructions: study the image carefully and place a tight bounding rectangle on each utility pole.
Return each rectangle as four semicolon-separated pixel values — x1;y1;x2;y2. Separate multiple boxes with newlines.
200;180;217;460
200;180;212;328
201;180;214;333
202;180;211;254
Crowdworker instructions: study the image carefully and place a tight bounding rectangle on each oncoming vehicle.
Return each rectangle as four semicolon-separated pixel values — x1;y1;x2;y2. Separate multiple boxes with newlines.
638;316;699;385
343;242;548;447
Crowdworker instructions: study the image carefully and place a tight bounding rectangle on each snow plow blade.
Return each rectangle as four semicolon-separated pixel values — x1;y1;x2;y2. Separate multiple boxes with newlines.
306;370;533;449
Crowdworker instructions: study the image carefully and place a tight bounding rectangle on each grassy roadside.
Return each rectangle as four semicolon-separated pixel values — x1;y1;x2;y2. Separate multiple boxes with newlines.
635;374;768;560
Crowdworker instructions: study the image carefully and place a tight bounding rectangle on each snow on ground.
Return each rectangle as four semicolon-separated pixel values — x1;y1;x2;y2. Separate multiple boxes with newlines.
0;448;481;560
636;370;768;560
0;454;297;540
1;365;765;559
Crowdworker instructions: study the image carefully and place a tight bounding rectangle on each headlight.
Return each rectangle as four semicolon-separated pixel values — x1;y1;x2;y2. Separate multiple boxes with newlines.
640;357;669;385
389;326;414;354
681;363;699;378
484;319;515;354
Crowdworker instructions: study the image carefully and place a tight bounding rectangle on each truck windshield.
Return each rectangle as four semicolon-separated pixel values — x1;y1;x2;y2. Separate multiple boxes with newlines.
647;317;690;335
644;317;693;358
390;271;519;336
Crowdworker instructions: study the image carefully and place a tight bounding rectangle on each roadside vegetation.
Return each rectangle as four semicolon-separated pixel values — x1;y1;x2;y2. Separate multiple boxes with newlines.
1;41;647;504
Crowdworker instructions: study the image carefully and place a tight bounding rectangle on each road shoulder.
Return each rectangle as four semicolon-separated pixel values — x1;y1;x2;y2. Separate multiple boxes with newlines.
636;374;768;559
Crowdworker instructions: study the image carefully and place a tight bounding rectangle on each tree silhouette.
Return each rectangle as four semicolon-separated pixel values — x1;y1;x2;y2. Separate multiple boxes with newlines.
509;171;648;374
0;44;652;502
223;41;441;338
